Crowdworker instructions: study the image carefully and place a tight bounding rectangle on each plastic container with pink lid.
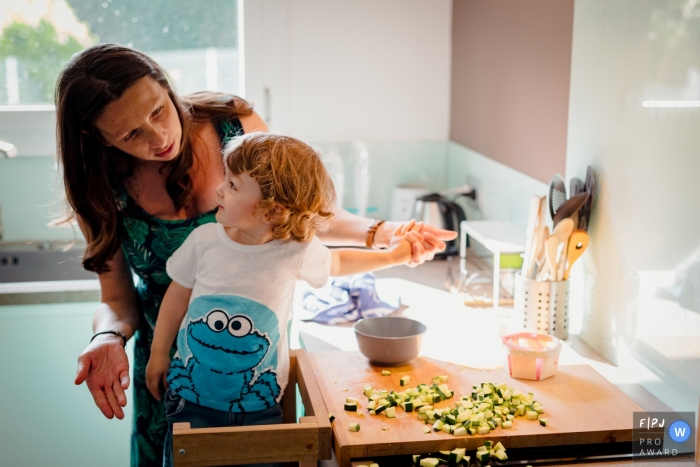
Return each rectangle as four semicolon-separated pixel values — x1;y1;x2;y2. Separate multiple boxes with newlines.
501;332;561;381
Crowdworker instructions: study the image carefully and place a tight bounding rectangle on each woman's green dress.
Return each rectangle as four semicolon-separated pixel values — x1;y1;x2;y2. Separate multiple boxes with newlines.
117;118;243;467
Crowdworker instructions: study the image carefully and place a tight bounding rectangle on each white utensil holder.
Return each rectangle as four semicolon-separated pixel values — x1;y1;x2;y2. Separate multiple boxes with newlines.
515;274;569;340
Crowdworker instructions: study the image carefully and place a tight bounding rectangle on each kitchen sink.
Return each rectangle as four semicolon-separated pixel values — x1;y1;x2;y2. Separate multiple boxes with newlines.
0;241;97;283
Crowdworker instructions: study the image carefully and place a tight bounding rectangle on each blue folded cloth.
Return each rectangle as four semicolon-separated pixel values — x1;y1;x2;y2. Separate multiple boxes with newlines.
300;273;400;325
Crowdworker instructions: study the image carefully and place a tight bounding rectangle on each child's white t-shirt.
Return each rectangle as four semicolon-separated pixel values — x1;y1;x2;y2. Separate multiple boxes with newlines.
165;223;330;412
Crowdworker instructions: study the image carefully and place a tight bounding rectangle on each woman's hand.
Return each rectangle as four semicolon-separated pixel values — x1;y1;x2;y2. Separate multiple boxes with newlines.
379;220;458;267
145;352;171;401
74;335;131;420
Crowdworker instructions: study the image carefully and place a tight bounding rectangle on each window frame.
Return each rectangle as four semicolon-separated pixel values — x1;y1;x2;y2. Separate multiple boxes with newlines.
0;0;257;158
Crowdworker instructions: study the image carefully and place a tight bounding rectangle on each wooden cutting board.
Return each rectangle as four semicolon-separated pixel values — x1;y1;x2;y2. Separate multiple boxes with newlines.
307;351;644;467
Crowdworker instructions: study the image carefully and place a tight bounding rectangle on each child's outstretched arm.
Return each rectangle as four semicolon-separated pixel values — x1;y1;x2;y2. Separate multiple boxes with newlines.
145;281;192;401
330;226;418;277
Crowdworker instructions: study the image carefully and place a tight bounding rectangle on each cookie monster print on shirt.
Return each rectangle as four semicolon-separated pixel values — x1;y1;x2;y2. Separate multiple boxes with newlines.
167;294;281;412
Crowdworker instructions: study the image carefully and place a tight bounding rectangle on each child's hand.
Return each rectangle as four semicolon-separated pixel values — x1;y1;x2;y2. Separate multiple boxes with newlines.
387;223;416;264
145;352;171;401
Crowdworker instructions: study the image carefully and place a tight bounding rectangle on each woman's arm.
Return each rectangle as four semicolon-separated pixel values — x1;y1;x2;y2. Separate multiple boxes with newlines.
146;281;192;401
239;109;269;133
318;206;458;264
74;246;139;420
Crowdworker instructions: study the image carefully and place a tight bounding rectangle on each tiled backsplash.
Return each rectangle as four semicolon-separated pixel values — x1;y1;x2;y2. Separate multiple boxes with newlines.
0;141;546;242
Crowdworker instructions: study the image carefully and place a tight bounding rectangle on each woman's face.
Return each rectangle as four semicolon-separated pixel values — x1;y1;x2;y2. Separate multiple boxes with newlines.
95;76;182;163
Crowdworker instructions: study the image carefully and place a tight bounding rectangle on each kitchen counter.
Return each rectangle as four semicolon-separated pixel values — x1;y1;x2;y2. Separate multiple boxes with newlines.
292;262;690;467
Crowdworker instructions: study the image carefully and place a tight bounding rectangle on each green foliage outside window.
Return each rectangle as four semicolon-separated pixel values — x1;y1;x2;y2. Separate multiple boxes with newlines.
0;19;85;104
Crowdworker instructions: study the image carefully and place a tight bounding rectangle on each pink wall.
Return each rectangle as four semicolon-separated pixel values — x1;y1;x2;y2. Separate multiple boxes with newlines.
450;0;574;183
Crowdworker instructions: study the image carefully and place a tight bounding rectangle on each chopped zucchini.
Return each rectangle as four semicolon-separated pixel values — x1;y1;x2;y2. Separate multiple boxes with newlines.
526;410;539;420
449;448;466;464
369;464;379;467
477;425;491;434
494;450;508;461
385;407;396;418
412;454;421;463
363;386;374;397
400;376;411;386
381;370;391;376
502;420;513;428
344;402;358;412
453;426;467;436
476;450;490;463
422;426;432;434
328;413;335;422
439;375;449;382
419;458;439;467
539;418;549;426
348;423;360;432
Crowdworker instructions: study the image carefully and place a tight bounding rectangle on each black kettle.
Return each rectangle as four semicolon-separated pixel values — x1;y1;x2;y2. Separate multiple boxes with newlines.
413;193;468;258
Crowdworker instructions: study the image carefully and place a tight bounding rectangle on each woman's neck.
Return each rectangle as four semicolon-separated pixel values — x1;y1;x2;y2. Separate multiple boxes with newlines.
223;225;275;245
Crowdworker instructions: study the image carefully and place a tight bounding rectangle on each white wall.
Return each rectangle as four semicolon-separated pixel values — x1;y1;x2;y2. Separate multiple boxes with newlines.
566;0;700;410
243;0;452;142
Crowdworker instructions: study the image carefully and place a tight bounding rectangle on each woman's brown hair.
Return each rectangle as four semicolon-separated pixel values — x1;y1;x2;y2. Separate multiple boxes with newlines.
55;43;252;273
224;133;335;242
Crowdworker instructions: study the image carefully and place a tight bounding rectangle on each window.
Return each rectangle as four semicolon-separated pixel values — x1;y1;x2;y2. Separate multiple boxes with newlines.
0;0;241;105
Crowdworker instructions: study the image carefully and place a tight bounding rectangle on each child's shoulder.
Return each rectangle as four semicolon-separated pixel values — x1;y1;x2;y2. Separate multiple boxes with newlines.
187;222;220;242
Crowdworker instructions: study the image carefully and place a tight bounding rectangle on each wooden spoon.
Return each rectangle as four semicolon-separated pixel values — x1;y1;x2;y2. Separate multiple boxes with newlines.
552;218;575;281
527;224;549;279
522;195;543;277
564;230;590;280
544;235;560;282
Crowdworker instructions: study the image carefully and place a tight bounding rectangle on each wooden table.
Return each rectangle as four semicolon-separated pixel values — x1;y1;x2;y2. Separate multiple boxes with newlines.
307;351;644;467
293;278;687;467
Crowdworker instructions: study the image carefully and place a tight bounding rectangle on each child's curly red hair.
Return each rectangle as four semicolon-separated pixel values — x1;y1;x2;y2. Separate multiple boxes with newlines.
223;132;336;242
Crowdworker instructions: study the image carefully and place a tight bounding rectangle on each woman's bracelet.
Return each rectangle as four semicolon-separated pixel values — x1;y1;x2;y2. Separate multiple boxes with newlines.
365;219;386;249
90;330;128;348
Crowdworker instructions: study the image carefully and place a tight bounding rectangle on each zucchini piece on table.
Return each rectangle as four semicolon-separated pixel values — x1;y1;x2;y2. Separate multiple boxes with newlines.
348;423;360;432
344;402;358;412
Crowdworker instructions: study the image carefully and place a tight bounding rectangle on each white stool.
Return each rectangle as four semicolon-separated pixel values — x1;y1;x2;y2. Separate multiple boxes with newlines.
459;220;526;307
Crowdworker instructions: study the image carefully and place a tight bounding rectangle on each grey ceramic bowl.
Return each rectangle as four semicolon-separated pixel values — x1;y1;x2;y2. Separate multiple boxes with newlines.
353;317;427;365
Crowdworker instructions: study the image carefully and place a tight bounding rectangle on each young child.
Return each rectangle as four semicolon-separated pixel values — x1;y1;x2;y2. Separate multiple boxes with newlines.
145;132;423;465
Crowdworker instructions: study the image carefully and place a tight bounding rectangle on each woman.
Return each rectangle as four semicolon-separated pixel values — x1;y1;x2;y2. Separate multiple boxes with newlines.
57;44;455;467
